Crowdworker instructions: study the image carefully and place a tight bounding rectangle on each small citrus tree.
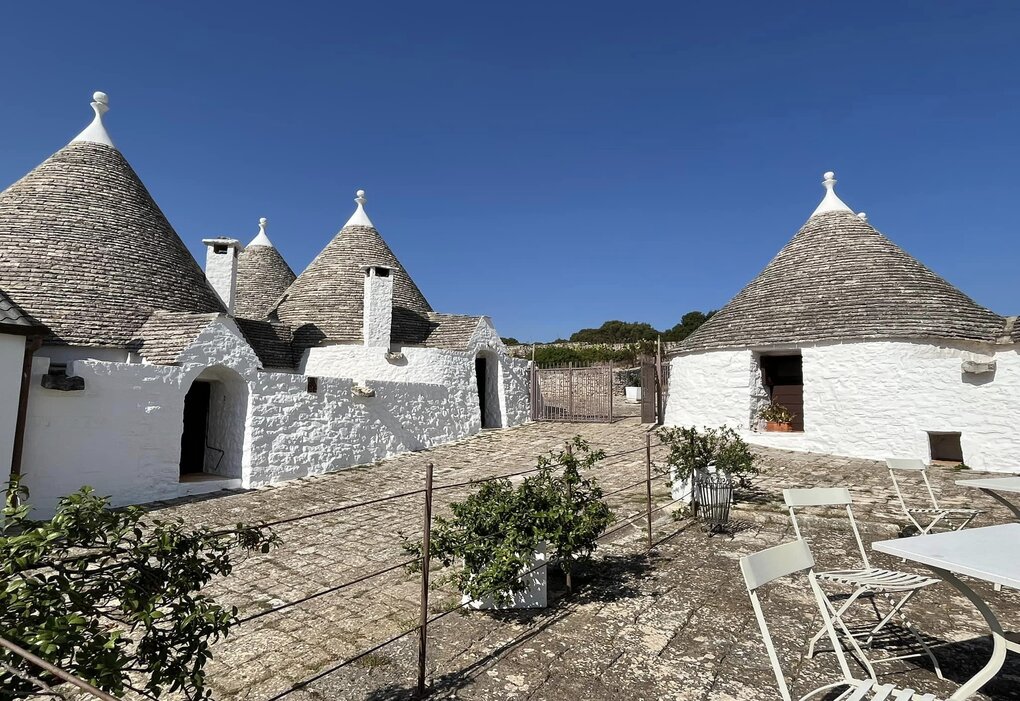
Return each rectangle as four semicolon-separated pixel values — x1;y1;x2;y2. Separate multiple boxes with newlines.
0;481;278;700
406;437;613;604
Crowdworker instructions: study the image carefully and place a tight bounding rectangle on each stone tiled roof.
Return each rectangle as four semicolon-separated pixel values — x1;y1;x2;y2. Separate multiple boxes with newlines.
273;224;433;348
0;141;225;348
235;244;296;320
0;288;44;333
423;314;482;350
1008;317;1020;343
234;318;297;369
130;311;219;365
682;211;1006;352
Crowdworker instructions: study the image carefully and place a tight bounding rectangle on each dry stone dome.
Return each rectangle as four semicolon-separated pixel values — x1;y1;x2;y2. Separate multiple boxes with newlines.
0;135;224;347
682;208;1006;352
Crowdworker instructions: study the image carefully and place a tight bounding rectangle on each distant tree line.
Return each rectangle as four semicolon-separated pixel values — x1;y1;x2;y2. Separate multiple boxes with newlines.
501;311;715;366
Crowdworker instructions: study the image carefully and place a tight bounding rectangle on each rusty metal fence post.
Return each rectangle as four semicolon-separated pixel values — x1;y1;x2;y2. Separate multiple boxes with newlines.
415;462;434;698
607;360;614;424
567;363;574;421
645;433;653;550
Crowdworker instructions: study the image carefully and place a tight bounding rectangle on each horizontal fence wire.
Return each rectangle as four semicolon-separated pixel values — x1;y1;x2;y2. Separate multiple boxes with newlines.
237;556;423;624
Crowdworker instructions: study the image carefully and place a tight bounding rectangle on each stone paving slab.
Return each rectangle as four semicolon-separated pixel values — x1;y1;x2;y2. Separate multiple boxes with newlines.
136;419;1020;701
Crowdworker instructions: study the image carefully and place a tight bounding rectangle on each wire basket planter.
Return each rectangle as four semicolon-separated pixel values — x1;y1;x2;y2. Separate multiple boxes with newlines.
695;473;734;534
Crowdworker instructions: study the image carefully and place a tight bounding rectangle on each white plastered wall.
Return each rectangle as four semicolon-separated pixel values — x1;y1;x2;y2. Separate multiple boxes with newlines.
664;340;1020;471
19;314;532;515
0;334;26;475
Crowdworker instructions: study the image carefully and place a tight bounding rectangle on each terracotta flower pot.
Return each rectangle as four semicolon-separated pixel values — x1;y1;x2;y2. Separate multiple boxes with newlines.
765;421;793;432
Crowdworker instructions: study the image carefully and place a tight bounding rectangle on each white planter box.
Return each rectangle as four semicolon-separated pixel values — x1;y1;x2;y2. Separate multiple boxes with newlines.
625;386;642;403
461;544;548;610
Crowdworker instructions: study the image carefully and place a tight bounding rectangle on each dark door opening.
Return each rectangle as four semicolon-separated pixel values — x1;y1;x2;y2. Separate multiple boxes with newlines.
760;354;804;431
928;432;963;463
475;357;487;427
180;381;211;476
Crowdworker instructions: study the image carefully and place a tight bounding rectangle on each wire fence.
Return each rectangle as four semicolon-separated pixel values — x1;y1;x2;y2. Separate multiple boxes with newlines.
7;435;678;700
237;432;682;700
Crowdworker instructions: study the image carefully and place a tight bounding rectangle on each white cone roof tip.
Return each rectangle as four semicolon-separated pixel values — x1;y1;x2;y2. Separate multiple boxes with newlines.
247;217;274;247
70;91;115;148
343;189;376;228
810;171;853;217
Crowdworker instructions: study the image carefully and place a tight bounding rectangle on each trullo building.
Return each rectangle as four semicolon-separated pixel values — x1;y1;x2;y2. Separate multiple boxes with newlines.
0;92;529;515
664;172;1019;470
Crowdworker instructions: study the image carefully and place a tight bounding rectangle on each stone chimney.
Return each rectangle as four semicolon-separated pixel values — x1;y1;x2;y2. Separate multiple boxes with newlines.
202;237;244;315
362;264;396;347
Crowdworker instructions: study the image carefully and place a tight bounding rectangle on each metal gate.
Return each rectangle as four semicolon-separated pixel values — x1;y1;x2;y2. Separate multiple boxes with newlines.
530;362;614;423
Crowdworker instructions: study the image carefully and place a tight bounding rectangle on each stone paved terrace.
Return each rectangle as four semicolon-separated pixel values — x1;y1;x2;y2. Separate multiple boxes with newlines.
139;418;1020;701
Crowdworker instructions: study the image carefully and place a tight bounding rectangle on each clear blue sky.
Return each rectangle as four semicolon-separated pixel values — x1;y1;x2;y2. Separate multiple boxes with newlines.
1;2;1017;342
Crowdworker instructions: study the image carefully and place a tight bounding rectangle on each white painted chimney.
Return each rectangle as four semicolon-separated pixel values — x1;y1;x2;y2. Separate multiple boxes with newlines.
202;237;244;315
362;264;396;348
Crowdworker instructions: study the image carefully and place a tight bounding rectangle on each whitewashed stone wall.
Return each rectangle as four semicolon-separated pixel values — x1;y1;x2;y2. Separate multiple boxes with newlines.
664;340;1020;471
0;334;26;475
19;315;532;515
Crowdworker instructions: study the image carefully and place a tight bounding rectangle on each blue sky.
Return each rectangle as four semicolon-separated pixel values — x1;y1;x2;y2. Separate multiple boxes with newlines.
1;2;1017;341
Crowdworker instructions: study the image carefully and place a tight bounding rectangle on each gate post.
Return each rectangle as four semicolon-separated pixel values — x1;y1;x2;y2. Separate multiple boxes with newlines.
608;360;614;423
415;462;434;698
567;363;574;422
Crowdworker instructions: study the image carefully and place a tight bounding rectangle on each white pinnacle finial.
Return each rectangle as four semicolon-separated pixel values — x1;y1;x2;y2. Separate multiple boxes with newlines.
248;216;274;247
70;90;115;148
857;212;868;221
344;188;375;228
810;169;853;217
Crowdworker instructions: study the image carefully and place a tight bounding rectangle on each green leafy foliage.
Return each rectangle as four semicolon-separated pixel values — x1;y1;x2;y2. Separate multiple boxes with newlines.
757;402;795;423
656;425;758;482
532;344;644;366
500;337;521;346
0;481;278;700
405;437;614;604
569;321;659;344
661;311;716;342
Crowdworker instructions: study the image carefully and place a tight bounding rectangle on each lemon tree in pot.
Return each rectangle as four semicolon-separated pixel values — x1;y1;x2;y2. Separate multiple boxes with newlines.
758;402;795;432
404;437;613;609
656;425;757;507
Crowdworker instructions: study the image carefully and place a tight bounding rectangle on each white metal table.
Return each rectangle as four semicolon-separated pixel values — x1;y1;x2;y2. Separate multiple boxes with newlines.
873;523;1020;700
956;476;1020;521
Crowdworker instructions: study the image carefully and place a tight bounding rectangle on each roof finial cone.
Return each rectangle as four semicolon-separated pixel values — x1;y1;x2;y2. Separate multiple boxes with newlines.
344;188;375;228
248;216;274;247
810;169;852;217
70;90;115;148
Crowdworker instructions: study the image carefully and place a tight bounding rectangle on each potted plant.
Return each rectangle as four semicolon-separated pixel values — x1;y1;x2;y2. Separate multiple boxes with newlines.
625;372;641;403
758;402;795;432
656;425;757;506
404;437;613;609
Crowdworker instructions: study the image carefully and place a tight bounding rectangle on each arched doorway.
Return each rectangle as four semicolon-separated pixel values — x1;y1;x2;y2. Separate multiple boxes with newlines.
474;351;504;429
179;366;249;481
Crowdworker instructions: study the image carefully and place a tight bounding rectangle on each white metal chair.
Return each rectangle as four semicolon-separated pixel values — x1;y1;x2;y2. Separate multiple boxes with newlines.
741;539;942;701
784;488;943;680
886;459;979;534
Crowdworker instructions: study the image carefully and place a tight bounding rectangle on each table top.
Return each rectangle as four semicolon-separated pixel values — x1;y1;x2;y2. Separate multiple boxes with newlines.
956;476;1020;493
873;523;1020;590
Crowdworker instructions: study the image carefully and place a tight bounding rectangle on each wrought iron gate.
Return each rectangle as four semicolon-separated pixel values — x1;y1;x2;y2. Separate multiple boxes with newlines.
530;362;614;423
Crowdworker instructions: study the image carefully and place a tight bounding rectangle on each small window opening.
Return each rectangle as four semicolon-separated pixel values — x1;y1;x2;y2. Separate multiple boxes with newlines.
928;432;963;463
376;267;390;277
213;244;228;254
307;377;318;394
759;354;804;431
47;363;68;377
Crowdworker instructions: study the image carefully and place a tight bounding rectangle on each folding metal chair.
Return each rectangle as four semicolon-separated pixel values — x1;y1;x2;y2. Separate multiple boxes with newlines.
740;539;943;701
886;459;979;534
784;488;943;680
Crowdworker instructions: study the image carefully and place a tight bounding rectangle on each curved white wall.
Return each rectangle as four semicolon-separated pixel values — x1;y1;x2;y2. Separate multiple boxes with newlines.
0;334;26;476
664;340;1020;471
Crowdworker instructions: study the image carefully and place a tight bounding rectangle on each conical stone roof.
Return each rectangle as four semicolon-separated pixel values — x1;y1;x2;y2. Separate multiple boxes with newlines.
273;192;433;347
0;96;224;347
682;175;1005;352
235;219;297;320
